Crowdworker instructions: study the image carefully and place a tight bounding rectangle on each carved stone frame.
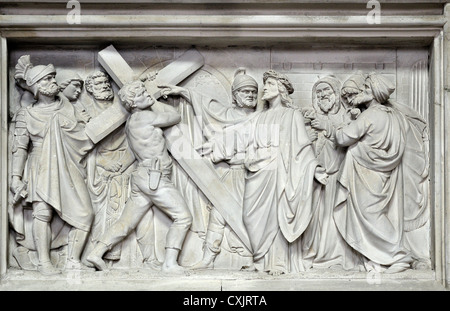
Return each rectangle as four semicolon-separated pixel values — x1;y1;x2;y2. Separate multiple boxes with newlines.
0;1;449;289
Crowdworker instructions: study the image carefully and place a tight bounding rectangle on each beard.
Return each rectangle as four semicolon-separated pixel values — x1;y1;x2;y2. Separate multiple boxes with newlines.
38;83;59;97
236;97;257;109
352;92;373;106
317;95;335;113
94;89;114;101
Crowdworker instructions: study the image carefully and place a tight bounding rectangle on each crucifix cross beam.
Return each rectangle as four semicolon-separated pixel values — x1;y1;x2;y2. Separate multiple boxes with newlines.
84;45;252;253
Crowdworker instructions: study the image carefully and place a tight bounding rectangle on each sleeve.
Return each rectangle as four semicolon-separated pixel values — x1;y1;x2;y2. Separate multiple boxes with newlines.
209;132;236;163
335;113;371;147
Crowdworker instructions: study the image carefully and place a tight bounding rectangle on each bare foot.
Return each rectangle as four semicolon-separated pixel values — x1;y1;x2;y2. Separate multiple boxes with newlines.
162;263;187;274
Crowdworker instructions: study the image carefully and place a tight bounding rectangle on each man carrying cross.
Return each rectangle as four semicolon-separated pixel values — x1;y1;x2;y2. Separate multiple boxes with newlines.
86;81;193;273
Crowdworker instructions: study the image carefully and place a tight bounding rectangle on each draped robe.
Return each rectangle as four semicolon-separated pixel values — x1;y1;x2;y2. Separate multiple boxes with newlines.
212;105;319;272
334;104;413;266
13;96;95;232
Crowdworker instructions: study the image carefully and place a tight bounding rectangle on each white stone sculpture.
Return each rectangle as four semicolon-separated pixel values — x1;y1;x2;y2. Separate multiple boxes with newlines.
86;80;193;273
159;68;258;270
56;69;91;123
82;71;142;268
202;70;328;275
7;47;431;278
301;75;363;271
10;56;95;275
333;73;429;273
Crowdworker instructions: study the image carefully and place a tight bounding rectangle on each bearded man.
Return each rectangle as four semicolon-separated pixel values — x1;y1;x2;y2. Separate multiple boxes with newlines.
203;70;328;275
159;68;258;270
82;71;140;268
302;76;363;270
11;56;95;275
333;73;414;273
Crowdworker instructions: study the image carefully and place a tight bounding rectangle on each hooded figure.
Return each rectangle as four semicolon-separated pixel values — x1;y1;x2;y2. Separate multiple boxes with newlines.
302;76;363;270
333;73;414;273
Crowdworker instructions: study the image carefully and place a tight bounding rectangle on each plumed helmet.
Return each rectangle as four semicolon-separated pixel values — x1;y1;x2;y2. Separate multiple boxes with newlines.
232;68;258;93
14;55;56;98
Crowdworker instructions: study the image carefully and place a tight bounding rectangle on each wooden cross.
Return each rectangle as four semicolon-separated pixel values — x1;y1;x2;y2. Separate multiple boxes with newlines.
85;45;252;252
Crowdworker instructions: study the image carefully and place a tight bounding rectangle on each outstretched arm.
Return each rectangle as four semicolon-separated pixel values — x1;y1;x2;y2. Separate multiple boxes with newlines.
158;84;191;102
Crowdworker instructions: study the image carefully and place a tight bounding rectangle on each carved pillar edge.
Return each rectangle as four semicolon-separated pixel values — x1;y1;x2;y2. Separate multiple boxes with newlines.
443;2;450;289
0;36;7;279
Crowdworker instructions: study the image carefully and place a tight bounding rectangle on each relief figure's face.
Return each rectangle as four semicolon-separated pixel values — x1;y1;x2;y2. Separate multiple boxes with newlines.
235;86;258;109
37;74;59;97
63;80;82;101
261;77;280;102
91;76;114;101
133;87;154;110
351;83;374;106
315;82;336;113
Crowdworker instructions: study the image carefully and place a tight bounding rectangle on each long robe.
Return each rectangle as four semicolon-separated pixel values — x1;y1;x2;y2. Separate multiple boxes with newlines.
334;104;413;266
83;97;137;261
388;101;431;266
242;106;319;272
302;106;363;270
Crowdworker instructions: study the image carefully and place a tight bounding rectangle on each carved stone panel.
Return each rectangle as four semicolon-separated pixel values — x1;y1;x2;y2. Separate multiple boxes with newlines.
5;44;432;281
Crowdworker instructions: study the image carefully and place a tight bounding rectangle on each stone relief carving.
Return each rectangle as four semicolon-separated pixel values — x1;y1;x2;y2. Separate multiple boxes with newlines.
10;56;95;275
7;46;431;277
302;75;364;271
82;71;140;268
87;80;192;273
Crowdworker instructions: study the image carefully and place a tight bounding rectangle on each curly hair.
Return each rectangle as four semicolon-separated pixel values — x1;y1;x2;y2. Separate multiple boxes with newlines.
85;71;109;94
118;81;146;111
262;70;295;108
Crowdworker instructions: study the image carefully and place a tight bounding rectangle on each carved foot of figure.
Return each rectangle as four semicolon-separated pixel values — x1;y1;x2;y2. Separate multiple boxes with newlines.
65;259;96;271
162;263;187;274
86;242;109;271
142;259;163;271
81;259;95;269
190;259;214;270
384;262;410;274
190;250;217;270
240;263;256;272
12;247;37;271
411;259;430;270
86;254;109;271
38;260;61;276
267;269;285;276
